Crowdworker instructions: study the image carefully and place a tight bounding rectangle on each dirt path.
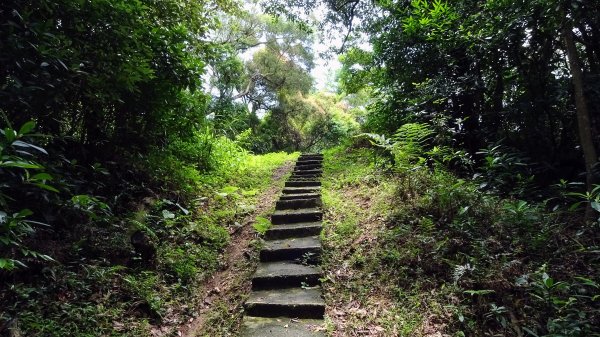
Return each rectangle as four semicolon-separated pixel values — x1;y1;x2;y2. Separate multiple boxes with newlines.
179;160;295;337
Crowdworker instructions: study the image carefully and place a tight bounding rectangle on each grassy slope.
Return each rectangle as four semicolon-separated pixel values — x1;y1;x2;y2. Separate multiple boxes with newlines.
1;152;296;337
321;146;599;337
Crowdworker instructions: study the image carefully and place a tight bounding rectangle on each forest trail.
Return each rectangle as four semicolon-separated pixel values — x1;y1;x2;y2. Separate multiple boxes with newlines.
241;153;326;337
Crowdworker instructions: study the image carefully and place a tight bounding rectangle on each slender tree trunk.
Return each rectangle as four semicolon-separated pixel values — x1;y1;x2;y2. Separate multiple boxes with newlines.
562;25;598;220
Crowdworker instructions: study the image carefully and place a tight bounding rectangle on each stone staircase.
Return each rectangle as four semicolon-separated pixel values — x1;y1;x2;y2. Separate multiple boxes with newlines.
240;153;326;337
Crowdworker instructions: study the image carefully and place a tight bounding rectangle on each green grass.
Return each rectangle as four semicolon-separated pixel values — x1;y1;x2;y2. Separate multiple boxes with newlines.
321;146;423;336
4;151;295;337
320;145;600;336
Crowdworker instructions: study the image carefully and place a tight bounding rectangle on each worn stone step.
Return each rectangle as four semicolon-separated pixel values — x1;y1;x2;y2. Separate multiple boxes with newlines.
244;287;325;318
279;193;321;201
282;186;321;194
296;159;323;166
290;175;321;181
295;163;322;170
292;169;322;175
287;176;320;181
265;222;322;240
260;236;321;262
252;261;321;289
276;198;321;210
241;317;325;337
299;155;323;161
291;172;321;178
272;208;322;224
285;180;321;188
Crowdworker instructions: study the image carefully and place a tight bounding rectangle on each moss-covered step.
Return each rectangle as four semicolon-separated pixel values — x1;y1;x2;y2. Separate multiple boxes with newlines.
252;261;321;289
260;236;322;262
244;287;325;318
240;317;325;337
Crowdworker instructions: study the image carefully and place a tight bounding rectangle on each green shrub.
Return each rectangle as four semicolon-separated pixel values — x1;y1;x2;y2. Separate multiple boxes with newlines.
123;271;165;316
159;245;199;283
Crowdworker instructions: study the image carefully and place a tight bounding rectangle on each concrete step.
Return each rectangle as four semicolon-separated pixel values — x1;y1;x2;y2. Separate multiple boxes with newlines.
240;317;325;337
298;153;323;159
252;261;321;289
295;164;322;170
276;198;321;210
286;176;320;181
244;287;325;318
271;208;322;224
285;180;321;187
279;193;321;201
296;159;323;166
290;175;321;181
292;169;322;175
260;236;321;262
265;222;322;240
282;186;321;195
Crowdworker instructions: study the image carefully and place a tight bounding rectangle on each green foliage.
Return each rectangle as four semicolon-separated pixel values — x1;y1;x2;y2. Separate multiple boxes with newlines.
390;123;434;167
320;145;599;336
474;144;534;197
323;0;600;192
0;121;57;270
252;216;272;235
521;266;600;337
123;271;165;317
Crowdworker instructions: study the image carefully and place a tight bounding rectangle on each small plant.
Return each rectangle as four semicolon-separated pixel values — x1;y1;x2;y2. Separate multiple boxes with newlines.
123;271;165;317
0;121;56;269
252;216;272;235
522;265;600;337
474;144;533;197
160;245;198;283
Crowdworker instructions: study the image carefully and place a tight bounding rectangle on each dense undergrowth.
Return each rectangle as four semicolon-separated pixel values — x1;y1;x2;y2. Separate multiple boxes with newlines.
0;123;295;336
321;144;600;337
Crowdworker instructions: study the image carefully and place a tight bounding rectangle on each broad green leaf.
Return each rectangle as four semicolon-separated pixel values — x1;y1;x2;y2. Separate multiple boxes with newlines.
18;121;36;135
4;128;16;142
12;140;48;154
34;183;60;193
0;161;43;169
31;173;53;181
0;259;12;270
16;209;33;217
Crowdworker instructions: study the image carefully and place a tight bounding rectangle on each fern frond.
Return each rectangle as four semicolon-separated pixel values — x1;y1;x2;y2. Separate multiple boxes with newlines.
392;123;433;146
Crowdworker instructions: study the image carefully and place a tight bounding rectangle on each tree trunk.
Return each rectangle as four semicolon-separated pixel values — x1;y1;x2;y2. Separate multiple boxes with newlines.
562;25;598;220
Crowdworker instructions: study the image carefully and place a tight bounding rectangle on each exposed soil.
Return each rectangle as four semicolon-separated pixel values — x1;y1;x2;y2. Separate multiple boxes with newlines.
177;160;295;337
